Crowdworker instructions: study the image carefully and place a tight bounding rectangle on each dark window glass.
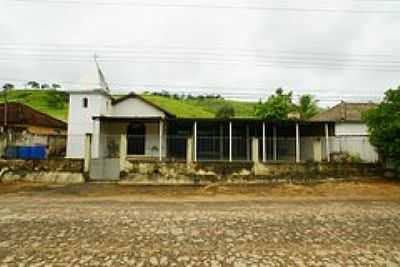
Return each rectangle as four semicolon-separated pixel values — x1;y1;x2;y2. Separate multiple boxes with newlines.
83;97;88;108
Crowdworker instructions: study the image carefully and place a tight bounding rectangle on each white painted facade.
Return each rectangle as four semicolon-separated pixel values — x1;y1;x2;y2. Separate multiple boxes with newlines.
332;122;378;162
334;122;369;136
66;90;166;159
112;98;165;118
66;90;112;158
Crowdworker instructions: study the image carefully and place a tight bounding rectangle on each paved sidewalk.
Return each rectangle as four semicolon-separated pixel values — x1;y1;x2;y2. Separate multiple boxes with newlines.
0;193;399;266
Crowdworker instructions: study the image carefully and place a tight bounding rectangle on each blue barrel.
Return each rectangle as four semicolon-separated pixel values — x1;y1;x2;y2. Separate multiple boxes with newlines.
30;145;46;160
5;146;19;159
18;146;31;160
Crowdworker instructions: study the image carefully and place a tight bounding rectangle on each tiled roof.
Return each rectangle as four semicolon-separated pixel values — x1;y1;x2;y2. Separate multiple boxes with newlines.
310;102;377;122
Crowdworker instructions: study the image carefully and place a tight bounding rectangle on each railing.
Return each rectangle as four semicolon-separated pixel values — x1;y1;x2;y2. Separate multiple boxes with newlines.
196;136;251;161
63;133;379;164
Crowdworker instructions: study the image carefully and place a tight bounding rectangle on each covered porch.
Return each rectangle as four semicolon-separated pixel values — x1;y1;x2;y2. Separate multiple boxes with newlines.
87;117;333;179
91;117;333;163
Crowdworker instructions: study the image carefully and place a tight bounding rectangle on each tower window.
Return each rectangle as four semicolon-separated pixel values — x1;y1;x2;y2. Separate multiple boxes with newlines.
83;97;88;108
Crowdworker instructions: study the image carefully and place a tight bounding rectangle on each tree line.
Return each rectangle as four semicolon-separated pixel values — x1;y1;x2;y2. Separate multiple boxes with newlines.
216;88;320;121
2;81;62;91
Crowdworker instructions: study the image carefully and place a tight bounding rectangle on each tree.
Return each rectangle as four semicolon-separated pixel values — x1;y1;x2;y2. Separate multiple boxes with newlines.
255;88;294;121
363;87;400;169
2;83;14;91
41;83;50;89
215;104;235;119
51;83;61;89
26;81;40;88
296;95;319;120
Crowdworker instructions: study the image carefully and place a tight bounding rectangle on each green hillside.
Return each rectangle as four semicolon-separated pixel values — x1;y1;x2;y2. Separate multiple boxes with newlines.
0;89;69;121
0;89;258;121
142;95;257;118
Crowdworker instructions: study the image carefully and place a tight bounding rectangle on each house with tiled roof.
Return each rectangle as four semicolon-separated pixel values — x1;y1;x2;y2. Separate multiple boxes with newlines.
311;101;379;162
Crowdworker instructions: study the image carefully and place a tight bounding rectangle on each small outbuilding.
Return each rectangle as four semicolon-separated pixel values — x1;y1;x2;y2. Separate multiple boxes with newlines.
311;101;378;162
0;102;67;158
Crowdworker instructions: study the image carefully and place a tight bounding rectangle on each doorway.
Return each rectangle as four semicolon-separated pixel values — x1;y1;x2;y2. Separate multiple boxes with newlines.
127;123;145;155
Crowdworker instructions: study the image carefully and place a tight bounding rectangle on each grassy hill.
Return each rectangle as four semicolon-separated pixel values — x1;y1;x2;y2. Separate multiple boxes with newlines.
142;95;257;118
0;89;258;121
0;89;69;121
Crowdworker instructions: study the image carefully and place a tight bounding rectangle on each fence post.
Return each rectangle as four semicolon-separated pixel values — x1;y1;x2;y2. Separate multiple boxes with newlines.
252;137;259;163
84;133;92;173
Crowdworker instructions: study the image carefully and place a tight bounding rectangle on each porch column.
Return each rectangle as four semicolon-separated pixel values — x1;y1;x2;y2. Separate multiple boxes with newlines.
273;125;277;161
229;121;232;162
193;121;197;162
296;123;300;163
262;122;266;162
325;123;331;162
84;133;92;173
159;120;163;161
120;133;127;168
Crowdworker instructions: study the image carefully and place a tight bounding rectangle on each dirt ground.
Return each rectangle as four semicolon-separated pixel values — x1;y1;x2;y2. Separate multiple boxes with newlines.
0;177;399;202
1;178;400;266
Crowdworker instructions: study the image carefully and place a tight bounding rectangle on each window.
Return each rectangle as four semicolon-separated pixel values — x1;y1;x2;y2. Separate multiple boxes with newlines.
83;97;88;108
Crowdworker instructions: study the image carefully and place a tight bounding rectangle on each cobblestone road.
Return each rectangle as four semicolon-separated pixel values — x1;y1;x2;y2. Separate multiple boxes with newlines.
0;195;400;266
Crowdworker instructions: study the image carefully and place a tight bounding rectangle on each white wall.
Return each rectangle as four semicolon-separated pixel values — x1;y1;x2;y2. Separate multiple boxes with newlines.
112;98;165;118
332;122;378;162
66;91;111;158
330;136;379;163
335;122;369;136
143;122;167;157
100;121;167;158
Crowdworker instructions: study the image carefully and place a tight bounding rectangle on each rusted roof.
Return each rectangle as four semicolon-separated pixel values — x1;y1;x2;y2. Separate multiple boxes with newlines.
311;102;377;122
0;102;67;129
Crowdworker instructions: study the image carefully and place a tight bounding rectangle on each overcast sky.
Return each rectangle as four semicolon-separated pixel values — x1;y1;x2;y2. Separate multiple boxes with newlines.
1;0;400;105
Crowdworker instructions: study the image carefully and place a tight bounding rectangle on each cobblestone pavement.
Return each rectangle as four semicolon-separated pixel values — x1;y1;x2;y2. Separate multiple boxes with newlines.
0;196;400;266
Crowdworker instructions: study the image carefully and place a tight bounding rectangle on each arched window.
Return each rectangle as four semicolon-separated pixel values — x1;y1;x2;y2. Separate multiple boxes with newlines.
82;97;88;108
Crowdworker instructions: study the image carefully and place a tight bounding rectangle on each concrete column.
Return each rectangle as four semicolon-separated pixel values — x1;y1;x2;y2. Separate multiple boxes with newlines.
251;137;259;162
229;121;232;162
186;137;193;164
296;123;300;163
159;120;163;161
273;125;277;161
193;121;197;162
91;119;101;158
84;133;92;173
325;123;331;162
262;122;266;162
120;133;127;168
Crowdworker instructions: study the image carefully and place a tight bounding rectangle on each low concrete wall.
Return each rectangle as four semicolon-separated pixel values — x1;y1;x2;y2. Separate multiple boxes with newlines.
0;159;84;184
122;161;383;184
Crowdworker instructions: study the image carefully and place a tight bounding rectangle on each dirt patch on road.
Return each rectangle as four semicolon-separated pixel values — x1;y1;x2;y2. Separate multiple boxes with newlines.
0;178;399;201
